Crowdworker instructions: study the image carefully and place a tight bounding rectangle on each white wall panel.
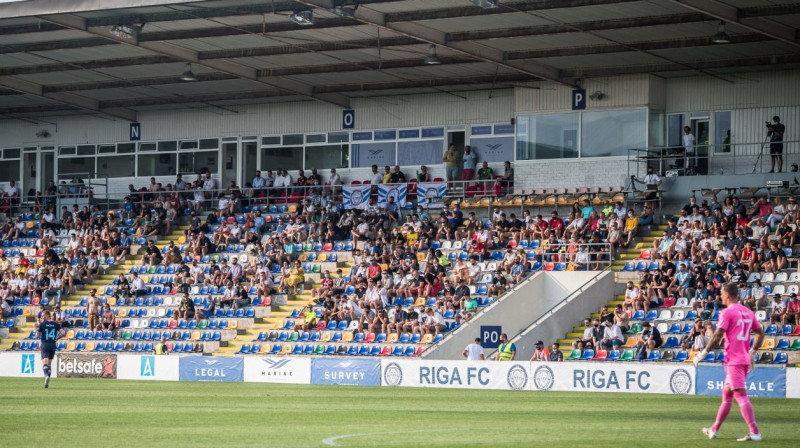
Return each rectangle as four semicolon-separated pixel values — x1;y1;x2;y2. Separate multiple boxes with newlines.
666;70;800;114
515;74;652;114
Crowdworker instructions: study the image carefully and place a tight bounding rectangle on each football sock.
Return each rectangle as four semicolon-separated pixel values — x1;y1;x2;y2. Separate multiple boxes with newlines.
734;391;759;435
43;365;51;377
711;388;734;432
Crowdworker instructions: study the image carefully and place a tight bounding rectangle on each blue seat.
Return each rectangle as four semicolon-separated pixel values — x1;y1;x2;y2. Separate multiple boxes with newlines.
701;351;716;363
392;346;404;356
554;262;567;271
775;339;790;350
684;310;697;321
143;342;153;352
771;352;788;364
375;333;387;343
671;350;689;362
580;349;595;360
635;261;647;271
369;346;381;356
606;350;620;361
403;346;416;356
644;350;661;362
353;332;365;343
667;323;682;334
398;333;410;344
632;310;645;320
326;321;337;331
764;324;778;336
432;334;444;343
337;321;348;331
133;343;143;352
331;332;342;343
238;344;251;354
325;345;336;355
303;344;315;355
645;310;658;321
292;344;304;354
309;332;320;342
347;345;359;356
662;337;680;349
648;262;660;271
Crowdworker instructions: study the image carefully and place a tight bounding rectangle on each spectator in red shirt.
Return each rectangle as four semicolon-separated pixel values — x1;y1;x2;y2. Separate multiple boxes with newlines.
784;293;800;325
549;211;565;238
366;259;382;283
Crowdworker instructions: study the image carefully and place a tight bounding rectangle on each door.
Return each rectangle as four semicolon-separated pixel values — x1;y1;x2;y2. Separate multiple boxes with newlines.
22;150;36;201
447;131;465;182
691;119;710;174
222;141;238;189
241;141;258;188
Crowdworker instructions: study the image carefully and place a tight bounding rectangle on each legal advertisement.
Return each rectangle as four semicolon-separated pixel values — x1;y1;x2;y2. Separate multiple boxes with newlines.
179;356;243;382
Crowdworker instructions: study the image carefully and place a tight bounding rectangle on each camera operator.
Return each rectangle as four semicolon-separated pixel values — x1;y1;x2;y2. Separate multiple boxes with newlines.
631;166;662;200
767;116;786;173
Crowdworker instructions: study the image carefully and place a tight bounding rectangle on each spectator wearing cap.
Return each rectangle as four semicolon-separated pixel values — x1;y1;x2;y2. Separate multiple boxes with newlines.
530;340;550;361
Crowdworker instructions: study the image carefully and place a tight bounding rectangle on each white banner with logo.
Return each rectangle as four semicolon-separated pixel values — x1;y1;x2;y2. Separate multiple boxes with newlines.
416;182;447;208
0;352;47;378
243;356;311;384
117;354;180;381
381;359;530;390
529;361;695;395
787;368;800;399
342;185;371;210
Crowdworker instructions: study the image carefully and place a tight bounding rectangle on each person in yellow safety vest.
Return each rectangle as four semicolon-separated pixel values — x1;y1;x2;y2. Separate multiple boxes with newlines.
496;333;516;361
154;335;168;355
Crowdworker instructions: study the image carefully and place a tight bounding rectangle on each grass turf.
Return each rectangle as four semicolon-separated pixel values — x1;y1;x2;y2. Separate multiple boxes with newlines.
0;377;798;448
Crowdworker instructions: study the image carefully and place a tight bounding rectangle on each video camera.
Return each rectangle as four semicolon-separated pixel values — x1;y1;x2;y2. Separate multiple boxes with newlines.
766;120;775;130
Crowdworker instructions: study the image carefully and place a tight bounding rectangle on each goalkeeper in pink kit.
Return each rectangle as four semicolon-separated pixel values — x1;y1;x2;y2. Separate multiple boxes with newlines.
694;282;765;441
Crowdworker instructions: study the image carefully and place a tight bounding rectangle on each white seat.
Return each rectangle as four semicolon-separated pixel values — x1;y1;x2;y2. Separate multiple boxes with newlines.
675;297;689;307
147;308;156;317
239;255;248;262
755;310;767;321
772;284;786;295
478;263;486;271
156;308;166;317
162;297;173;306
58;229;68;237
452;241;463;250
774;272;788;283
746;272;761;283
190;286;200;294
672;310;685;320
487;262;497;271
761;272;775;283
789;272;800;283
347;320;359;331
130;319;140;329
140;318;149;328
787;284;799;295
656;323;668;334
658;310;672;320
440;241;452;250
468;285;476;294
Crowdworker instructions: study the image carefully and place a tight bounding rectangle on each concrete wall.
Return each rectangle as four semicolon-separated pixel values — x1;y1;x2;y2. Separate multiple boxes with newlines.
510;271;614;360
423;271;607;361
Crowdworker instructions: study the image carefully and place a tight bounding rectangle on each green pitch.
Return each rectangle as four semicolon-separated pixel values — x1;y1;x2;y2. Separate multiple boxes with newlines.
1;378;798;447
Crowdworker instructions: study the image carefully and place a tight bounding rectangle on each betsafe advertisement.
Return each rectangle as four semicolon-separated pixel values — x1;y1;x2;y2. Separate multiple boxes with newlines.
56;354;117;379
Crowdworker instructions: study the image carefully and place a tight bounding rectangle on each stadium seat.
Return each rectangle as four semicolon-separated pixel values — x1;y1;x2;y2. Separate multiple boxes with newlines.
620;349;634;361
662;337;680;349
580;349;595;360
671;350;689;362
643;350;661;362
593;350;608;360
771;352;788;364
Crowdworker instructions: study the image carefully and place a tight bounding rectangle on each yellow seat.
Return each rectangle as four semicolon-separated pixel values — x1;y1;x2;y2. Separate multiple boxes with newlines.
259;344;270;353
85;342;96;351
66;342;77;352
416;252;426;262
65;330;75;339
287;204;297;213
191;331;201;341
107;296;117;306
25;221;34;229
759;338;776;350
419;334;433;344
341;332;353;342
321;331;332;342
177;236;186;244
297;253;308;262
387;333;399;343
272;320;284;329
414;297;426;307
280;344;292;354
23;308;32;317
119;309;128;317
317;253;328;262
228;320;238;330
622;336;638;348
141;275;150;283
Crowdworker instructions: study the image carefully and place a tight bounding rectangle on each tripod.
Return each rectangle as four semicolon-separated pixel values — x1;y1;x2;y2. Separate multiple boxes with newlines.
752;135;772;174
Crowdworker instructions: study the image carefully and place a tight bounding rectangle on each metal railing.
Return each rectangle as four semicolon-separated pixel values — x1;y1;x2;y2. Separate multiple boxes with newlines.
628;139;800;178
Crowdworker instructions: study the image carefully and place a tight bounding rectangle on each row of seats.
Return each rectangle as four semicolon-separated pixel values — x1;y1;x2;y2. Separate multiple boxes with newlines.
14;340;204;353
239;343;423;357
565;348;789;364
254;330;444;345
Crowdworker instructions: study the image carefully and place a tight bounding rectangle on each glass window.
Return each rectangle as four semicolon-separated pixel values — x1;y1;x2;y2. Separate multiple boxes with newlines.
117;143;135;153
97;155;135;177
581;109;647;158
305;145;348;170
351;142;396;168
261;136;280;146
138;153;176;176
139;142;156;152
306;134;326;144
397;140;443;166
58;156;93;175
59;146;76;156
157;141;177;152
77;145;95;156
328;132;349;143
98;144;116;154
4;148;20;159
199;138;219;150
179;140;198;151
715;111;732;153
649;110;665;148
667;114;685;148
0;161;20;180
374;130;397;140
179;151;218;174
516;113;579;160
282;134;303;146
261;147;303;171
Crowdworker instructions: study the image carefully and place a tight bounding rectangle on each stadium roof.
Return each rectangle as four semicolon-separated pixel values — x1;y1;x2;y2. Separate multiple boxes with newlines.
0;0;798;121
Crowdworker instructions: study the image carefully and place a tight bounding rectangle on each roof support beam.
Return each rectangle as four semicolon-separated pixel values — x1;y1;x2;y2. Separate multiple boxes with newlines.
36;13;351;109
298;1;566;85
0;76;137;121
670;0;799;48
507;33;771;60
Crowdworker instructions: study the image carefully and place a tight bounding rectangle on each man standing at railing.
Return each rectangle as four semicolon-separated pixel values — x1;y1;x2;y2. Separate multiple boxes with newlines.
683;126;697;175
443;144;459;190
768;115;785;173
462;145;476;184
